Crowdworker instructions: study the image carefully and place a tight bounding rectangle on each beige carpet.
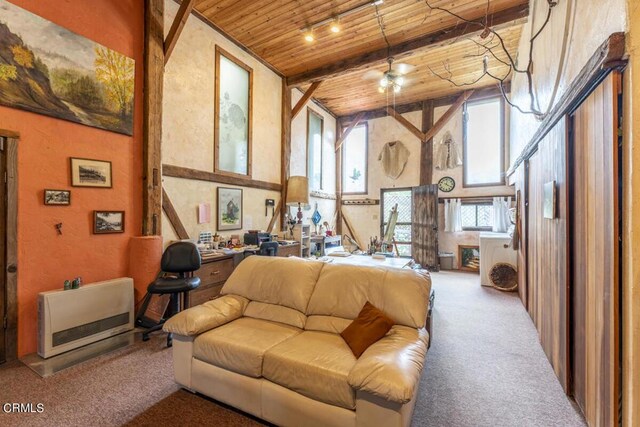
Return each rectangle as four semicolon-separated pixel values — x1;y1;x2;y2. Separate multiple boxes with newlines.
0;271;585;427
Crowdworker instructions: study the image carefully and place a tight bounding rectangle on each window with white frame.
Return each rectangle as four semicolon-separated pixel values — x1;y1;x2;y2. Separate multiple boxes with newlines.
463;97;504;187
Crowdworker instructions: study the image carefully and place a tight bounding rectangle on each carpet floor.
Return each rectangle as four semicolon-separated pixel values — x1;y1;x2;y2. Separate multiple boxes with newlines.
0;271;585;427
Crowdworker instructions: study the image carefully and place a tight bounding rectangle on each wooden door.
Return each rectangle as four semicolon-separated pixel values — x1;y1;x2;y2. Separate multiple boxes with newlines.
569;72;620;427
0;138;6;364
412;185;439;270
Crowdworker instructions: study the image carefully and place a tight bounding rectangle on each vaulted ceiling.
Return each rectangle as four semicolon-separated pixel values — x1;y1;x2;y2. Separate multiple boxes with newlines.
192;0;529;116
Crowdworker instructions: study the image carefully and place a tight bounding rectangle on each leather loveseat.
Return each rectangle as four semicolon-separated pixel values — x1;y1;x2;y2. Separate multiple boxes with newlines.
163;256;431;427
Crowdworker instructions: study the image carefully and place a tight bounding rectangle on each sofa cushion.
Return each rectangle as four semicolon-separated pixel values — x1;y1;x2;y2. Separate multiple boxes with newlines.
341;302;395;358
193;317;301;378
221;256;324;312
306;264;431;329
163;294;249;336
263;331;357;410
244;301;307;329
304;315;352;334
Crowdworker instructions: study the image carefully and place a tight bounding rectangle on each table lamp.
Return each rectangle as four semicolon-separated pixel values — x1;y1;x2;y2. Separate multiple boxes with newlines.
286;176;309;224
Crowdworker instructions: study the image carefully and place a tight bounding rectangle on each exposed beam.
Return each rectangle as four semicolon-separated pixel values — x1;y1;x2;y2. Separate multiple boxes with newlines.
286;4;529;86
281;82;292;229
423;90;474;143
335;120;344;235
420;100;435;185
143;0;164;236
342;209;364;250
339;84;507;124
267;203;282;234
164;0;196;64
162;188;189;240
335;112;366;152
386;107;425;141
163;164;282;192
292;81;323;119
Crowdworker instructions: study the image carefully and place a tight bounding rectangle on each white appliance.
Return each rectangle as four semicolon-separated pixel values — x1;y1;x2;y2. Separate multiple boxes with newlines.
38;277;134;358
479;233;517;287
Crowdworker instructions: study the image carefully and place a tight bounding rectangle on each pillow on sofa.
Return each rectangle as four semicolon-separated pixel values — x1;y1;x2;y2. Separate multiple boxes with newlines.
341;302;395;357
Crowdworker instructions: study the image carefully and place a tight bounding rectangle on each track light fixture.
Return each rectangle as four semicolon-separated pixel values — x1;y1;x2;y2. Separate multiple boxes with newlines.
300;0;383;42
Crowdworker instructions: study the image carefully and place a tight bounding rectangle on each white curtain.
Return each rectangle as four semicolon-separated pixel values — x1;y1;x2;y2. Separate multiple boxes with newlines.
444;199;462;232
492;197;512;233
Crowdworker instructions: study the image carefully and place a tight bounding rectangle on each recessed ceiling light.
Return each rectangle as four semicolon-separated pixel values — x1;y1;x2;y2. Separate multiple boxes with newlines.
303;29;315;43
329;19;341;33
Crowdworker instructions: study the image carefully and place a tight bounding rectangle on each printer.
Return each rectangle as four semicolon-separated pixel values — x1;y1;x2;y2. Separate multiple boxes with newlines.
244;231;272;246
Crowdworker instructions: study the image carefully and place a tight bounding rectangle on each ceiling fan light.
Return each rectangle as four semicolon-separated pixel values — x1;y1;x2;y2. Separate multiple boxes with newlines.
395;76;404;86
393;84;401;93
378;86;385;93
379;77;388;87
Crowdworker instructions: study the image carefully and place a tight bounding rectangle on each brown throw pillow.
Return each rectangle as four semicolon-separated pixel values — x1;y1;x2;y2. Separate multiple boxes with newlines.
341;302;395;358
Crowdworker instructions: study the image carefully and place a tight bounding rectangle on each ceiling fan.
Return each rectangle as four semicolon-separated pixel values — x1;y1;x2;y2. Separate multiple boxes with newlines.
363;57;415;94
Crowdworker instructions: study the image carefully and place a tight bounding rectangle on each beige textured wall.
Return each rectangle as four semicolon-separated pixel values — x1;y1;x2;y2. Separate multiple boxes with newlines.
290;89;337;232
509;0;627;163
342;106;513;256
162;0;282;244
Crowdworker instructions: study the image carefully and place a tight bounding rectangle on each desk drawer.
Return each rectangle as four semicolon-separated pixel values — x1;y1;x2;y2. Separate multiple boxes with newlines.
197;258;235;286
189;283;224;307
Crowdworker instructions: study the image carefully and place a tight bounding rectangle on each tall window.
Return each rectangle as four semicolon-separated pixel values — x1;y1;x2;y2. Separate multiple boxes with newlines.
380;188;412;257
307;109;323;190
342;123;368;194
463;97;504;187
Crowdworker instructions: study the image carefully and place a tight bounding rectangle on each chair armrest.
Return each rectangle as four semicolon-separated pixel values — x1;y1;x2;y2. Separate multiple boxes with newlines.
163;294;249;336
348;326;429;404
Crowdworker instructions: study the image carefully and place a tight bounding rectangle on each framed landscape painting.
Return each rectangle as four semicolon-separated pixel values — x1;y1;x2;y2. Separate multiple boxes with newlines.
70;158;112;188
217;187;243;231
44;189;70;206
0;0;135;135
94;211;124;234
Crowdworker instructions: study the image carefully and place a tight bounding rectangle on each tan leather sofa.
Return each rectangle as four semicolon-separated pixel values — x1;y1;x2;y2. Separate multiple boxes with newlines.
164;256;431;427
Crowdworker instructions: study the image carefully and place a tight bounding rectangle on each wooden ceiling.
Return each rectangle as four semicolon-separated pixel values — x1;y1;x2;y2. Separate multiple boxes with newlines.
192;0;528;116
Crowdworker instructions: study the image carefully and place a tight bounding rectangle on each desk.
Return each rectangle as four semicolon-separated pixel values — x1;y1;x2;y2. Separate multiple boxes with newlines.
321;254;414;269
310;235;342;256
190;252;243;306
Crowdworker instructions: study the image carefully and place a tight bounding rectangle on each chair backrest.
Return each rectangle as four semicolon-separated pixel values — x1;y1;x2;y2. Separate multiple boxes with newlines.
259;241;279;256
161;242;201;274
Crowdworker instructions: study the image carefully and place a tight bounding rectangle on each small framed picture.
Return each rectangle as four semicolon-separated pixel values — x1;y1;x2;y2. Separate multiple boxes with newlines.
217;187;243;231
44;189;71;206
94;210;125;234
70;158;112;188
459;245;480;272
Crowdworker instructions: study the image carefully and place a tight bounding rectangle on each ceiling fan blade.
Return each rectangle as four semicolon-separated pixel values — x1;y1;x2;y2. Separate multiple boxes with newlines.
393;63;416;75
362;69;384;80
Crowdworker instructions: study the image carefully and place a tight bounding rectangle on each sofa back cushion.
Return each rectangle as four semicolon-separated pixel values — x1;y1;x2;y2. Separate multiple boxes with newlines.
306;264;431;329
244;301;307;329
221;256;324;313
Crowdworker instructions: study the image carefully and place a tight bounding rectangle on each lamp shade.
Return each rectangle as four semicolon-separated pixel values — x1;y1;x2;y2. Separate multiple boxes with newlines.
286;176;309;205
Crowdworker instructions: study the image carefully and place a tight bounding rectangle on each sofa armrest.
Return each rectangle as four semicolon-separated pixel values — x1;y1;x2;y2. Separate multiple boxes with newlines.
163;294;249;336
348;325;429;404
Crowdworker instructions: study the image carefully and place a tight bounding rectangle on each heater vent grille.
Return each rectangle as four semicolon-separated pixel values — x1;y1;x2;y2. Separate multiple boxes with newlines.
52;312;130;347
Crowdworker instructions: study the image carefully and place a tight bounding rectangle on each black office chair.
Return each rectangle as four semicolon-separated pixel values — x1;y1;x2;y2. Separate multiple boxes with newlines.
259;241;279;256
137;241;201;347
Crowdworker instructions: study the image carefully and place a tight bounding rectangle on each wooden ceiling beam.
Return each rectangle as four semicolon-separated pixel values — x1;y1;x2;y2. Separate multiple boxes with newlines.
386;106;425;141
291;81;323;119
335;112;366;152
423;90;474;143
339;84;506;124
286;3;528;86
164;0;196;64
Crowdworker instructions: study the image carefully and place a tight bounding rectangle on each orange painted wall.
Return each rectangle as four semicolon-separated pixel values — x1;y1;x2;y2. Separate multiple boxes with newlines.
0;0;144;357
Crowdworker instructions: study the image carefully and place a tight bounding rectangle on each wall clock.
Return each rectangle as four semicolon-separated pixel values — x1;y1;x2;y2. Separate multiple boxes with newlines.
438;176;455;193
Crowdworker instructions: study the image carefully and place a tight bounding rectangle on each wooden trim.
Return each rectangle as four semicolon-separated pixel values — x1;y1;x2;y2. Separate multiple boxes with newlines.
508;32;626;176
0;130;19;138
5;137;18;362
421;100;435;185
162;164;282;192
342;199;379;205
341;209;364;249
162;188;189;239
267;203;282;234
286;4;529;86
342;121;369;196
386;107;425;141
292;81;322;119
335;120;343;235
335;111;366;151
164;0;195;64
463;96;505;188
143;0;164;236
424;90;474;143
310;190;336;200
214;46;253;179
307;108;324;191
281;82;292;229
339;85;504;124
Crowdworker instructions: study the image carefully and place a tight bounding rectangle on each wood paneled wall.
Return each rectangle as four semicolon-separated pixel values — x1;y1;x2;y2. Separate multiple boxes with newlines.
526;118;570;392
569;73;620;427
